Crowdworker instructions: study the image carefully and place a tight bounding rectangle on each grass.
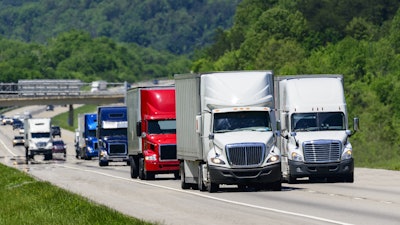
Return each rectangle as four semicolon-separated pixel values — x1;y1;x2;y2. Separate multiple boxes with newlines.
0;164;154;225
52;105;98;132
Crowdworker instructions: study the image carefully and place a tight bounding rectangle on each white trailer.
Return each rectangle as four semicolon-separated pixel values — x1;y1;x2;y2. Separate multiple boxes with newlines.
274;75;359;183
175;71;281;192
24;118;53;163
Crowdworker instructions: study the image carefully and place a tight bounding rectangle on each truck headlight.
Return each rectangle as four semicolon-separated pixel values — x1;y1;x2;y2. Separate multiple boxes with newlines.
291;152;303;161
145;154;157;161
267;155;280;163
342;150;352;160
211;157;225;165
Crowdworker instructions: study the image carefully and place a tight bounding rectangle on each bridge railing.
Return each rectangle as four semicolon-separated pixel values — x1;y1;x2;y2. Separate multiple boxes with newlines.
0;80;127;98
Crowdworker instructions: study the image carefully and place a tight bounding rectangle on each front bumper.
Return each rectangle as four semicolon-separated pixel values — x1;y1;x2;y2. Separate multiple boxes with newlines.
145;160;180;173
288;158;354;178
209;162;281;185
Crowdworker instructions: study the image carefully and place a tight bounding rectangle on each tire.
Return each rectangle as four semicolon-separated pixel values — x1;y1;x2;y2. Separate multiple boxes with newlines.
138;158;154;180
174;171;180;180
180;162;191;190
130;157;138;179
270;181;282;191
344;172;354;183
99;160;108;167
287;175;297;184
207;182;218;193
44;153;53;160
206;168;218;193
198;164;207;192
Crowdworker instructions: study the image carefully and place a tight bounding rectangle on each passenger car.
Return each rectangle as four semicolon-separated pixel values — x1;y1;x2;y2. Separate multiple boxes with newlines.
12;119;23;130
51;126;61;137
52;140;66;157
2;117;13;125
13;135;25;146
46;105;54;111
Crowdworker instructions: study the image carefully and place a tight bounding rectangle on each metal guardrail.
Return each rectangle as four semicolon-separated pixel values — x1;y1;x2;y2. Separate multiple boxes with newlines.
0;81;127;98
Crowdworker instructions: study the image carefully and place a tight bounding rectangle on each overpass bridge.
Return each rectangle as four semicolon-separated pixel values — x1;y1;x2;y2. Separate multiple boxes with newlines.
0;80;127;126
0;79;174;125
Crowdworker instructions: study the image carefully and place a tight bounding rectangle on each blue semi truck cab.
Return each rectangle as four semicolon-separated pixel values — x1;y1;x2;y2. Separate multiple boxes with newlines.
77;113;99;160
97;105;129;166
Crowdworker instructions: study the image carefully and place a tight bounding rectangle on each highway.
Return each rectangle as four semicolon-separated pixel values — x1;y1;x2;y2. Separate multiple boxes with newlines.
1;106;399;225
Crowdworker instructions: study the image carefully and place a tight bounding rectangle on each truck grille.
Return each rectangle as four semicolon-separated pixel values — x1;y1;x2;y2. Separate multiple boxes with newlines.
303;140;341;163
159;144;177;160
37;142;47;148
109;144;126;154
226;143;265;168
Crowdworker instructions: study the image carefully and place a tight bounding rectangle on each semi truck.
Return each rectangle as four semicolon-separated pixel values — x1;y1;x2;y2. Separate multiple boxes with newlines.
127;86;180;180
175;71;282;193
77;113;99;160
24;118;53;163
97;105;129;166
274;75;359;183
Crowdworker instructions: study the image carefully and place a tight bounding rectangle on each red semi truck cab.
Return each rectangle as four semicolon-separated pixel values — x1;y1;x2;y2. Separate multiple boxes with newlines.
127;86;180;180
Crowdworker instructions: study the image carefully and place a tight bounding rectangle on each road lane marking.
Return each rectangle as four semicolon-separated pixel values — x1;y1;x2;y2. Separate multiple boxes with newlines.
60;164;354;225
0;135;18;156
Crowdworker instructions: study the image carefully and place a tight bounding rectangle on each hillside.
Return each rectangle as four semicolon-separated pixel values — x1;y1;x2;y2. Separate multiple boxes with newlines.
0;0;241;55
193;0;400;170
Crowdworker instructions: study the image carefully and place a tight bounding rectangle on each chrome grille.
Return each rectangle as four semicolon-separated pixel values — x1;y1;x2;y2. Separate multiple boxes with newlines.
226;143;265;167
159;144;177;160
37;142;47;148
303;140;341;163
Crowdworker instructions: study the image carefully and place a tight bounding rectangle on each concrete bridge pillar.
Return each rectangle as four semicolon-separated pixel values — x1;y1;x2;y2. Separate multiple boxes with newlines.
68;104;74;126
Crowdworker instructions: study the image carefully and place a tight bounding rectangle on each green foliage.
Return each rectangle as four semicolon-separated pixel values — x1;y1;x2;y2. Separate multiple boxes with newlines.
194;0;400;170
0;30;192;83
0;0;241;55
52;105;98;131
0;164;154;225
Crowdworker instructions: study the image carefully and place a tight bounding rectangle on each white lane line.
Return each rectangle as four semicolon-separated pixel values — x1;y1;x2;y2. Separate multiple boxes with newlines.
60;164;354;225
0;135;18;157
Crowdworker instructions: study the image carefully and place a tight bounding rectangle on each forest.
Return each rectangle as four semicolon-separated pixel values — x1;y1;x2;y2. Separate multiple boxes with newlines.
1;0;400;169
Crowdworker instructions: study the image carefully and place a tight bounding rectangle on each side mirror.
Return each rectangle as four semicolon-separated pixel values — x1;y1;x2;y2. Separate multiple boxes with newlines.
136;121;142;137
353;117;359;131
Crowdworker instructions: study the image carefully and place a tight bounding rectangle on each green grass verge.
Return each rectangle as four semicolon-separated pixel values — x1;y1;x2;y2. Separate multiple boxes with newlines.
0;164;155;225
52;105;98;132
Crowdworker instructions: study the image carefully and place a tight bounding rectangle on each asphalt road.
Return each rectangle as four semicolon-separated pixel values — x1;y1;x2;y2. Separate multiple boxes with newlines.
1;106;399;225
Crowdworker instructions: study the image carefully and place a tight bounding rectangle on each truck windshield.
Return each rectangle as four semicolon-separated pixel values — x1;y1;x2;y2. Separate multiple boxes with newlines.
292;112;345;132
213;111;271;133
148;120;176;134
32;133;51;138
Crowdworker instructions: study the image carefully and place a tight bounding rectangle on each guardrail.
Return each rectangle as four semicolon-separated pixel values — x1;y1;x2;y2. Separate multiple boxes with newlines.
0;81;127;97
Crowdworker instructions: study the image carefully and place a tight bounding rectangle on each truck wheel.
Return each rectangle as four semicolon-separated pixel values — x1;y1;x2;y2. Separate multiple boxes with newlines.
139;158;154;180
206;169;218;193
270;181;282;191
287;175;297;184
180;162;191;189
344;172;354;183
25;148;29;164
130;157;138;179
44;153;53;160
173;171;180;180
99;160;108;166
198;164;207;191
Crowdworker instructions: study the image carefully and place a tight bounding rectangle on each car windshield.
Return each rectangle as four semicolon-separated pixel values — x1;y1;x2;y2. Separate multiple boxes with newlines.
292;112;345;132
213;111;271;133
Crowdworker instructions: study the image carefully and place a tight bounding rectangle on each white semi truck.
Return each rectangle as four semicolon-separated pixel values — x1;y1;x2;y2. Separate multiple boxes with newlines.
175;71;281;193
274;75;359;183
24;118;53;163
